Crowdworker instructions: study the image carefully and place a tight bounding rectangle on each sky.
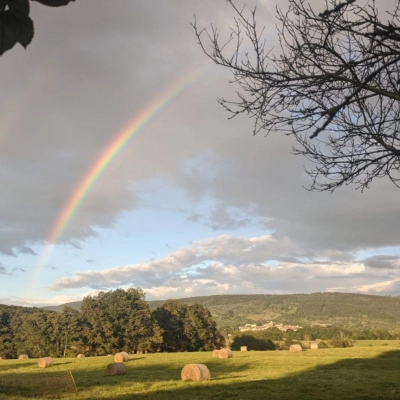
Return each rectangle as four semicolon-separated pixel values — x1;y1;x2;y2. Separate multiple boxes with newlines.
1;0;400;308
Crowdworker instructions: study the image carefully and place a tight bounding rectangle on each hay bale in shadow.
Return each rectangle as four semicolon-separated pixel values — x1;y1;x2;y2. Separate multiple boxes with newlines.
105;363;127;376
38;357;53;368
218;348;233;358
181;364;210;381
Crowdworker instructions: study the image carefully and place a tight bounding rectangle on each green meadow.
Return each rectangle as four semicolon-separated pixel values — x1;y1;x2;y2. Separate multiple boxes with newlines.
1;342;400;400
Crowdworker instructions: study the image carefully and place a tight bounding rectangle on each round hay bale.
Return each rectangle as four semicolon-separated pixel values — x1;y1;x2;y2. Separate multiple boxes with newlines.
114;351;129;363
218;348;233;358
38;357;53;368
310;342;319;350
77;354;85;358
289;344;303;352
18;354;29;360
181;364;210;381
240;346;248;351
105;363;127;376
212;349;220;358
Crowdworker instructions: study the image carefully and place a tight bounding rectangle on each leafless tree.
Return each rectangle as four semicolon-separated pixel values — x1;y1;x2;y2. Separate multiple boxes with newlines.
193;0;400;191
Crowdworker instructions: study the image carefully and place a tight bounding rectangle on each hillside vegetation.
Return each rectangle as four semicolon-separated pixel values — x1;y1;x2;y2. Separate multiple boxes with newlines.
43;292;400;332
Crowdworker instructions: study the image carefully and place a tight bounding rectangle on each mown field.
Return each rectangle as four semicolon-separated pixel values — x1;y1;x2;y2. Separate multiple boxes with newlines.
1;341;400;400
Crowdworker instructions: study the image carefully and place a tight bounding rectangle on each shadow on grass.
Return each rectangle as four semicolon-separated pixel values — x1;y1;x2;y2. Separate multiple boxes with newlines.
0;360;37;371
1;350;400;399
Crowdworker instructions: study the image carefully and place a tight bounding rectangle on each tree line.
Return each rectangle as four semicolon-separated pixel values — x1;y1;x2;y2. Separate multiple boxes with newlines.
231;325;400;351
0;288;225;359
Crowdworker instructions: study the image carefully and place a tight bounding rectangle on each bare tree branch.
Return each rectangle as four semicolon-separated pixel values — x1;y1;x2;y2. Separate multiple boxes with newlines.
193;0;400;191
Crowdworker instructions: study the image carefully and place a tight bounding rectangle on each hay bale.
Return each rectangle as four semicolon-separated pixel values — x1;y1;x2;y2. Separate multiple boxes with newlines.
310;342;319;350
105;363;127;376
18;354;29;360
240;346;248;351
289;344;303;352
212;349;220;358
114;351;129;363
181;364;210;381
77;354;85;358
38;357;53;368
218;348;233;358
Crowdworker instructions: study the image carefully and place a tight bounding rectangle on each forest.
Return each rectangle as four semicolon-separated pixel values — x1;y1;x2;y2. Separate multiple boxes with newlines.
0;288;225;359
2;290;400;359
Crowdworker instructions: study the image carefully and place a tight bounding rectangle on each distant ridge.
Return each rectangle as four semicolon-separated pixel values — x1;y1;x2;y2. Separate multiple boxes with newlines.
41;292;400;331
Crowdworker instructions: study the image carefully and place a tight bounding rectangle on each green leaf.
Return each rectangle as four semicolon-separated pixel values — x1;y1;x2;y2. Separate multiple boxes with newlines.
0;11;18;55
11;10;33;48
8;0;29;16
32;0;75;7
0;9;33;55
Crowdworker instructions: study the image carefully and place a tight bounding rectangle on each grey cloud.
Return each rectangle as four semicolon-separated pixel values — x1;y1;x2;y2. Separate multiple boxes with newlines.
12;267;26;273
186;213;203;224
0;265;11;275
362;255;400;270
209;203;255;230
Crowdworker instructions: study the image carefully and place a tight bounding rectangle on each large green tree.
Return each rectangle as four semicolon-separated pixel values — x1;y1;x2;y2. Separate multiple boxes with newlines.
80;288;162;355
153;300;224;352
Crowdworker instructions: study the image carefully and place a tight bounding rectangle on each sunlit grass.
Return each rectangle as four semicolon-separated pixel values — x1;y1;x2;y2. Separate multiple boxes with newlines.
1;345;400;399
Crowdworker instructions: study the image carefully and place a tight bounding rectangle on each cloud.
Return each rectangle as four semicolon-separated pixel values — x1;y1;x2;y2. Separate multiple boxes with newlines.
49;233;400;298
0;291;97;308
0;264;10;275
362;255;400;270
12;267;26;273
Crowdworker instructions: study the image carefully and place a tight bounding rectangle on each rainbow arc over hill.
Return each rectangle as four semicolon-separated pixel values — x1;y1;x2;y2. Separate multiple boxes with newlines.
34;66;208;276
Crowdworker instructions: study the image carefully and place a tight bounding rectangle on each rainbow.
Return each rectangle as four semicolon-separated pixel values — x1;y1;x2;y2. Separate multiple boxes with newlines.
35;66;208;271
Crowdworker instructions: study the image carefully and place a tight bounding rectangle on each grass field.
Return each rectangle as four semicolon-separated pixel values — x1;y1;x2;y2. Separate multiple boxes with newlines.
1;343;400;400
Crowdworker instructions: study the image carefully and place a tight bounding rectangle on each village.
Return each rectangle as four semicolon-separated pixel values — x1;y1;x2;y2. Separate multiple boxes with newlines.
238;321;302;332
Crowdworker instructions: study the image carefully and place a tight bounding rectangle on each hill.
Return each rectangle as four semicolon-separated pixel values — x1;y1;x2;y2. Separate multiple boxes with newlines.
42;292;400;332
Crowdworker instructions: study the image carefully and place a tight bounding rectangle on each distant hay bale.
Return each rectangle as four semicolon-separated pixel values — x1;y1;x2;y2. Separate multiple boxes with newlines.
212;349;220;358
181;364;210;381
218;348;233;359
289;344;303;352
310;342;319;350
105;363;127;376
77;354;85;358
114;352;129;363
38;357;53;368
240;346;248;351
18;354;29;360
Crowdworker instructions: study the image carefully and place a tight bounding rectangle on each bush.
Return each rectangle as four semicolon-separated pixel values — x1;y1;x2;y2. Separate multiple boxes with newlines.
231;334;276;351
330;337;354;348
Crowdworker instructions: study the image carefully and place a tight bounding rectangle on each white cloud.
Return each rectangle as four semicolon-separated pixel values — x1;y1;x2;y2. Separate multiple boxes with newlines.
48;234;400;299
